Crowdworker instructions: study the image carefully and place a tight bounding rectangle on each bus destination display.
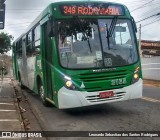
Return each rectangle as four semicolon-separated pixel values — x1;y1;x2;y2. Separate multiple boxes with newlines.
60;4;124;16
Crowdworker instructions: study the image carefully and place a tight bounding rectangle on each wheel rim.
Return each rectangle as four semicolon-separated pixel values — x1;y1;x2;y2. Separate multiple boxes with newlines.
40;85;45;101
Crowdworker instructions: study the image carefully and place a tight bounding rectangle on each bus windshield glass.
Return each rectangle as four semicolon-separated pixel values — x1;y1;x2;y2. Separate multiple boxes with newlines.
57;18;138;69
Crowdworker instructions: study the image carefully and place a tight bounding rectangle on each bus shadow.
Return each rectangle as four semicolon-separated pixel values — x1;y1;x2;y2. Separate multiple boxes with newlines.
63;101;139;117
22;88;55;108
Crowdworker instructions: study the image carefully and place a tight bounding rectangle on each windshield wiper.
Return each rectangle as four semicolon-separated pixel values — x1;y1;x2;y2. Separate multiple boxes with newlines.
74;16;92;53
108;16;118;37
106;16;118;49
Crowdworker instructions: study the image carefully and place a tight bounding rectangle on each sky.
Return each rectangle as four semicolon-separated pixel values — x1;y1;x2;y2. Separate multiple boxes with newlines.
1;0;160;42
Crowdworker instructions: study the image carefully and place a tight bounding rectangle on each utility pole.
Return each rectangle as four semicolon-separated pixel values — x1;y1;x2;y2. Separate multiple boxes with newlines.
139;24;142;57
0;0;6;29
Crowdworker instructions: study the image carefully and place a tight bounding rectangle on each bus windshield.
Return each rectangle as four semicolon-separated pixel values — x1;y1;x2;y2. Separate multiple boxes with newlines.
57;18;138;69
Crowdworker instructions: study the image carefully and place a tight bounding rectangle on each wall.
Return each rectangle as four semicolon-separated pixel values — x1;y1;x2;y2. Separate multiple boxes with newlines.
141;56;160;81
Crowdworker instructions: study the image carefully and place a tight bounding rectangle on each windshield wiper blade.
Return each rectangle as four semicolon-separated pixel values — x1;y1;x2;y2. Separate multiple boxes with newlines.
108;16;118;37
105;24;110;50
74;16;92;53
106;16;118;50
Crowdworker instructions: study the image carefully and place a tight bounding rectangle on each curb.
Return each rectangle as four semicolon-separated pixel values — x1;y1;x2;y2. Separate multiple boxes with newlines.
16;82;51;140
13;80;49;140
10;78;26;132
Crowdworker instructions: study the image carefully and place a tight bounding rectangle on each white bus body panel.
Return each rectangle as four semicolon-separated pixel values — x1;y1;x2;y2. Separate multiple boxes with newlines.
27;57;36;90
58;79;143;109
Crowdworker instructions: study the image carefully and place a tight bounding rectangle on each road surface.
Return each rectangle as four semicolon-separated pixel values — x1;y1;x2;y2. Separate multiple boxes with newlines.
21;85;160;140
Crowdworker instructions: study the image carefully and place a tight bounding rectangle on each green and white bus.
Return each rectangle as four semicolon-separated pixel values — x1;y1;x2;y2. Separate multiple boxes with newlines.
13;1;142;109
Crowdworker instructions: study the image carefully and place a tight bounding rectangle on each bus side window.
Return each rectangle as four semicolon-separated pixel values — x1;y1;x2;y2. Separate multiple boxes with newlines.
26;31;33;56
16;40;22;58
19;39;22;57
15;42;19;58
32;25;40;55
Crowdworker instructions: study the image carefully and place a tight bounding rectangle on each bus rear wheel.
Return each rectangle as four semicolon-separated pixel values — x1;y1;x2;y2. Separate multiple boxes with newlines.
18;73;25;89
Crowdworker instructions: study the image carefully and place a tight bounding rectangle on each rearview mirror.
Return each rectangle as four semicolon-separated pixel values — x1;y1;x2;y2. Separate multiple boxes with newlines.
115;26;126;32
48;29;55;37
48;16;55;37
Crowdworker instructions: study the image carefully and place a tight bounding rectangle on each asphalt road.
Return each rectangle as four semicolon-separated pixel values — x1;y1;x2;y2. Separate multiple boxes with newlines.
22;85;160;140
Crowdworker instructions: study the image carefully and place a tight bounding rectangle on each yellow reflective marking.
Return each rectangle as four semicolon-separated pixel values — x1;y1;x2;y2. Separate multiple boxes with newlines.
0;119;19;121
141;96;160;103
0;103;14;105
0;110;16;111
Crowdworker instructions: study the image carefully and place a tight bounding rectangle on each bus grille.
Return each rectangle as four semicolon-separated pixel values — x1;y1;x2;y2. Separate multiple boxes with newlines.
80;72;127;82
84;85;125;92
79;70;130;92
85;92;126;103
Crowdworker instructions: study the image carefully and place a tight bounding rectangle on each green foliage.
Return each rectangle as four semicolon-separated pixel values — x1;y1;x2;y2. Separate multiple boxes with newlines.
0;32;14;54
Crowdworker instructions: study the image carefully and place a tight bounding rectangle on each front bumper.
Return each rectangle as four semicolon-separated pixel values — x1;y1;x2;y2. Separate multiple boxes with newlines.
58;79;143;109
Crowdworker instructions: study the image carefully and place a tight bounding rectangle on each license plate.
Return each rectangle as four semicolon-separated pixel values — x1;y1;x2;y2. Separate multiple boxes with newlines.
99;91;114;98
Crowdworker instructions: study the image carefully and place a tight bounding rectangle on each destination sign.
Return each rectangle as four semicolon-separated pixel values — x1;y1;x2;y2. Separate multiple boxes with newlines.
60;3;124;16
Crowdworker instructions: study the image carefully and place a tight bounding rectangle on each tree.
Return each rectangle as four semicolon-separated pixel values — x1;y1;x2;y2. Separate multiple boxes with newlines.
0;32;14;54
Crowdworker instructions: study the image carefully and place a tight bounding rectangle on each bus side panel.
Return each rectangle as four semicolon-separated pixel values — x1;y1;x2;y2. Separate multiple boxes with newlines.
52;39;60;108
17;58;23;82
27;56;36;90
32;55;43;94
12;45;20;80
12;48;18;80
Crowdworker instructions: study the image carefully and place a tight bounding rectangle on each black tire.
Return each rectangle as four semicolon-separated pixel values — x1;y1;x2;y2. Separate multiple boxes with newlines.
38;80;51;106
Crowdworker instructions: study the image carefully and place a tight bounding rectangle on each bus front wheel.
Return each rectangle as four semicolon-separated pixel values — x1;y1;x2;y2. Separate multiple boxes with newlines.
38;81;51;106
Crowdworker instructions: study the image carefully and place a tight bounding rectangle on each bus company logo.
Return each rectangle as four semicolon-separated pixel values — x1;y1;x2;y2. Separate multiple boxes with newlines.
2;132;12;138
92;68;116;73
111;78;126;86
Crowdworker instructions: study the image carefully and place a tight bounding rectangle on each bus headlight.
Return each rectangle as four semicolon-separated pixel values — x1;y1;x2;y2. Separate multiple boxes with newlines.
64;76;77;90
133;73;139;79
132;66;140;84
65;81;73;87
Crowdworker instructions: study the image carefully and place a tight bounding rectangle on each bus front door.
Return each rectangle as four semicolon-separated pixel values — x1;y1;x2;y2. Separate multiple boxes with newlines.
41;21;54;101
